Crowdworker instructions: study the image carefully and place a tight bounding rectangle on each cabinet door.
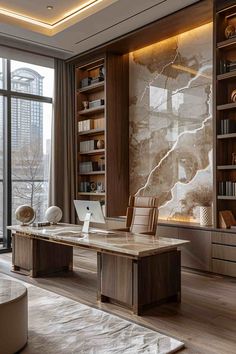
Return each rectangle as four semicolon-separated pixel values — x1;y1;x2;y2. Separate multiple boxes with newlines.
156;225;178;239
178;228;212;271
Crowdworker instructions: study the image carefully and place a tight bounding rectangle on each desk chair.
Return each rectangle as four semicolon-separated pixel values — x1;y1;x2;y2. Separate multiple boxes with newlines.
114;196;159;235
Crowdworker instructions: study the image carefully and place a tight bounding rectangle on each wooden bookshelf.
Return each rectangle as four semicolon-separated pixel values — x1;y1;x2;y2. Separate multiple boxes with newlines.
214;1;236;228
75;55;129;217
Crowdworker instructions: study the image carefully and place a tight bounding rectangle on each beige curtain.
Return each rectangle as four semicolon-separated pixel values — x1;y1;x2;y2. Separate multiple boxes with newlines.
49;58;76;223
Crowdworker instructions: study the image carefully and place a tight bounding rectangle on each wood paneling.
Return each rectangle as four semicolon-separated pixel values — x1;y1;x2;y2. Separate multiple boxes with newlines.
99;250;181;315
100;253;133;306
212;258;236;277
213;243;236;262
105;53;129;216
212;231;236;245
12;234;73;277
178;228;212;271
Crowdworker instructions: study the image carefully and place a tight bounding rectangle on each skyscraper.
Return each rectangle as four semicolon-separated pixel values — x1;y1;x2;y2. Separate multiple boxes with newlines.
11;68;44;151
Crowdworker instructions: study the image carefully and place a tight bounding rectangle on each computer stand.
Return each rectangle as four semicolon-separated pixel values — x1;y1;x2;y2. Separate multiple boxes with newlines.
82;212;92;233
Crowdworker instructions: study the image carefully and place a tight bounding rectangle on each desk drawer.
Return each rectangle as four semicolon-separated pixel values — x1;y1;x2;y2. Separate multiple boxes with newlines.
212;244;236;262
212;232;236;246
212;259;236;277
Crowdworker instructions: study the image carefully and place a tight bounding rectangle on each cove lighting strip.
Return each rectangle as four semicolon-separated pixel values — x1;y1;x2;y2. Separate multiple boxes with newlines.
0;0;103;29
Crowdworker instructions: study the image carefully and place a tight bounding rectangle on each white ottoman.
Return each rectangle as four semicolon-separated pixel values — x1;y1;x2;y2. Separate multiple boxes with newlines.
0;279;28;354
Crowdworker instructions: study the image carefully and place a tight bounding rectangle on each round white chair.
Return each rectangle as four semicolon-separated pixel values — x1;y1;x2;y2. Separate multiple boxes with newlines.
0;279;28;354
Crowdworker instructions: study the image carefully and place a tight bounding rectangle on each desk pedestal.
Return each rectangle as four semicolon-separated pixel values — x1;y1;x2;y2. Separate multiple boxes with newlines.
12;234;73;277
97;250;181;315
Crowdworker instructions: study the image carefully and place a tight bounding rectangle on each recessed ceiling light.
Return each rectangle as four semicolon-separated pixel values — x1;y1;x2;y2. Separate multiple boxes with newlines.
47;5;53;10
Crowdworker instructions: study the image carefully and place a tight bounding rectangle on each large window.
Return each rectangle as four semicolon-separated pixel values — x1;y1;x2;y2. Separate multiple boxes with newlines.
0;57;54;251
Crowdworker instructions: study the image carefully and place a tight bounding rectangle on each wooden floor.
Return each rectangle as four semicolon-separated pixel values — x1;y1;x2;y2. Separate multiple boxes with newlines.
0;250;236;354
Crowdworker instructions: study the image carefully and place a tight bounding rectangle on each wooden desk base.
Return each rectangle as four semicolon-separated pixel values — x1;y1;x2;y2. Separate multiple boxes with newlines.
12;233;181;315
97;250;181;315
12;234;73;277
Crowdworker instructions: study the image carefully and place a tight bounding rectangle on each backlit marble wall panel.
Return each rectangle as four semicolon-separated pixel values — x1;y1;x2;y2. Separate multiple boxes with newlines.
129;23;213;222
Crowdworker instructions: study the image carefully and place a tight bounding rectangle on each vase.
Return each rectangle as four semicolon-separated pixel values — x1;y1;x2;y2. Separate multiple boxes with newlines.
199;206;212;226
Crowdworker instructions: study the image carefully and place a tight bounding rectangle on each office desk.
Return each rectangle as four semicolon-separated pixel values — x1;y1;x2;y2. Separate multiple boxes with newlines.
8;224;188;315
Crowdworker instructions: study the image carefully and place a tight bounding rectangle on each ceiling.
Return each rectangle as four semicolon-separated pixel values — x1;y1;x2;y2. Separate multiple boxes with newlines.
0;0;201;59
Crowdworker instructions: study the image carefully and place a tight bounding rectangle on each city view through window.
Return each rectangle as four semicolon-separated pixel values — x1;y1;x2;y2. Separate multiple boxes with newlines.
0;58;54;250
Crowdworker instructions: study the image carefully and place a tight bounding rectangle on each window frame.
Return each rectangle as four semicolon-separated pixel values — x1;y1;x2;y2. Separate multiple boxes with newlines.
0;58;53;252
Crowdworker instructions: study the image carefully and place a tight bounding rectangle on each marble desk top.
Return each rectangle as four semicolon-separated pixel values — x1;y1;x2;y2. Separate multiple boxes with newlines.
0;279;27;305
8;224;188;258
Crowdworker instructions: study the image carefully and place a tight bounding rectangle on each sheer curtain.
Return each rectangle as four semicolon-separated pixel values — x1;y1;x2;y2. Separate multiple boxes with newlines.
49;58;76;223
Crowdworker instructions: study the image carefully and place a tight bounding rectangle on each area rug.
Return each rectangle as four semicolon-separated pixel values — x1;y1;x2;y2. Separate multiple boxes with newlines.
0;274;184;353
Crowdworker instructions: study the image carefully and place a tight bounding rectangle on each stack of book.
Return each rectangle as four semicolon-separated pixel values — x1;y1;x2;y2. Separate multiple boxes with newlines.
219;60;236;74
78;119;93;132
219;181;236;196
220;119;236;134
94;118;105;129
80;181;91;193
79;161;98;173
80;140;98;152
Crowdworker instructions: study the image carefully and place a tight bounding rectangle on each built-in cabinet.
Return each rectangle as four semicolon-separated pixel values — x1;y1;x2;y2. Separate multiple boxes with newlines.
75;53;129;217
214;0;236;226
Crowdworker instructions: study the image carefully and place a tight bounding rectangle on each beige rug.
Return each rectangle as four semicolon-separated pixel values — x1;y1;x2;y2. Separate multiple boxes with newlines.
0;274;184;354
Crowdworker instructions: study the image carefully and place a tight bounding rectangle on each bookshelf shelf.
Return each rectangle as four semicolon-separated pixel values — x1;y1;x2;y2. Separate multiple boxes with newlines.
217;37;236;50
217;133;236;139
217;71;236;81
217;165;236;170
78;128;105;136
78;105;105;116
217;196;236;200
217;102;236;111
78;192;106;196
80;149;105;155
79;171;105;176
78;81;104;94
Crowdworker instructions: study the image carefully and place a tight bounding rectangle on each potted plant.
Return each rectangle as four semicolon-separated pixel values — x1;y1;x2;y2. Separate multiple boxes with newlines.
182;185;213;226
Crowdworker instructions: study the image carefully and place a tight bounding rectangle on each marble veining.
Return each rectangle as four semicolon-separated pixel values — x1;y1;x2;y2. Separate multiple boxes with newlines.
0;274;184;354
8;224;188;257
129;23;213;222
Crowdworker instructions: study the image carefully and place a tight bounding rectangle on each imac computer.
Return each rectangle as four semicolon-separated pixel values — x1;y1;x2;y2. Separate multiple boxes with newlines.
74;200;105;233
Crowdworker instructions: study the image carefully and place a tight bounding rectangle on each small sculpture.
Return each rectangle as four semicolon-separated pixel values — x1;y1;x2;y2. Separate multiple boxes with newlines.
15;205;35;226
232;152;236;165
225;24;235;39
97;139;105;149
231;89;236;102
82;101;89;110
45;206;63;224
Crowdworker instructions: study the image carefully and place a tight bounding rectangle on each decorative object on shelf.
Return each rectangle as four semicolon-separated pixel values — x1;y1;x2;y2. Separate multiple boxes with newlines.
82;101;89;109
181;185;213;225
97;182;104;193
89;99;104;109
231;89;236;102
219;210;236;229
225;24;235;39
80;77;92;88
90;181;97;192
232;153;236;165
15;205;35;226
99;156;105;171
199;206;212;226
97;139;105;149
45;206;63;224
